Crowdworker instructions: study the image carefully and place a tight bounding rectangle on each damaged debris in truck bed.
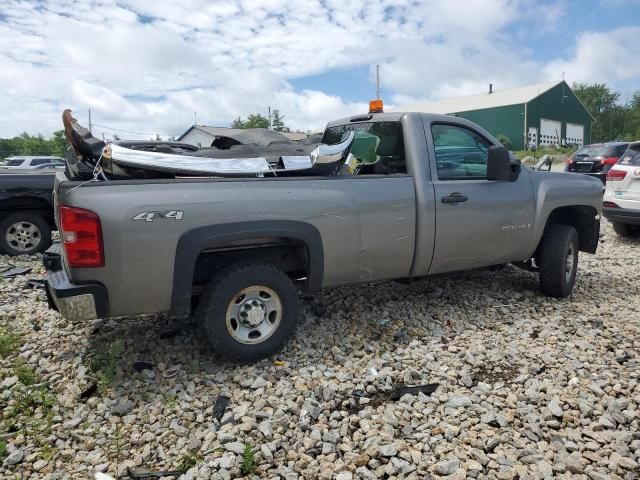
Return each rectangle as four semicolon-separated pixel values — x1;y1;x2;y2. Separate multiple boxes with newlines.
62;109;355;180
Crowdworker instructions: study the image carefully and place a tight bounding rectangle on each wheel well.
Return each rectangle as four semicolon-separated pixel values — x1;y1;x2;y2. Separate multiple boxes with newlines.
0;197;55;228
192;237;310;294
541;205;599;254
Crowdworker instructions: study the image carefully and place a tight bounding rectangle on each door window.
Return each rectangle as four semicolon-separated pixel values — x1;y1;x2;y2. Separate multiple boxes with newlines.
432;124;491;180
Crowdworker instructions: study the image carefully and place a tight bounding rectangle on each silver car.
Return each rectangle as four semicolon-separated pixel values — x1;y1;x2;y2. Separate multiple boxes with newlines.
2;156;65;169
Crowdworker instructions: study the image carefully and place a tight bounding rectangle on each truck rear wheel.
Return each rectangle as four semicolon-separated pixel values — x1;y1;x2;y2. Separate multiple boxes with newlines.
538;224;579;298
196;262;301;361
0;212;52;256
612;222;640;237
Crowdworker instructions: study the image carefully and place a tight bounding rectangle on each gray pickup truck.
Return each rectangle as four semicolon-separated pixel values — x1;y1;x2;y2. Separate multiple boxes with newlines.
44;111;603;360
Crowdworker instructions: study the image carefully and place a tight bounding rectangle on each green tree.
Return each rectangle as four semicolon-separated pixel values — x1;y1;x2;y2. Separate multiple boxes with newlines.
572;82;621;142
231;113;270;129
50;130;67;157
624;91;640;140
272;110;287;132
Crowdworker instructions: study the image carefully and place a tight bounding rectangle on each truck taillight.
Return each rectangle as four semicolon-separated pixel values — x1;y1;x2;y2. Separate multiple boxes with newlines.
601;157;618;166
603;201;619;208
606;169;627;181
59;206;104;267
565;155;574;164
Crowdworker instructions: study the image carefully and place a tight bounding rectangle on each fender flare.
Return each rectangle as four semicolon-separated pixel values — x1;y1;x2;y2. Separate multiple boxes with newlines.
170;220;324;318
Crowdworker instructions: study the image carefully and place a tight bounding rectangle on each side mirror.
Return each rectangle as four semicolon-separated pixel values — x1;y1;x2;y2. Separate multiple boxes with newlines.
487;145;512;181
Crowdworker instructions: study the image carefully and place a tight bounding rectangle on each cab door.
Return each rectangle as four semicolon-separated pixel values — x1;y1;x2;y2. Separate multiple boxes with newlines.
426;122;534;274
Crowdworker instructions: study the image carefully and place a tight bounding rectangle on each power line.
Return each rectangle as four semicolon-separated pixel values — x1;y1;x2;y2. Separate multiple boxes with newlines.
92;123;157;137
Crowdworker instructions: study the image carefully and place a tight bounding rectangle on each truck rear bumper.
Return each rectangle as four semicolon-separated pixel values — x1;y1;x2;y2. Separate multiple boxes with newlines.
603;207;640;226
43;243;109;321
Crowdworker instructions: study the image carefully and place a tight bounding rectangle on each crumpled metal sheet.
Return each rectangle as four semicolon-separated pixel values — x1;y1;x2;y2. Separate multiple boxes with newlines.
106;131;355;177
107;144;272;175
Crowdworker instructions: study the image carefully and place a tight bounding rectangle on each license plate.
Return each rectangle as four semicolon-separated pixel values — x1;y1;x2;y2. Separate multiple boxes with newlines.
576;162;592;172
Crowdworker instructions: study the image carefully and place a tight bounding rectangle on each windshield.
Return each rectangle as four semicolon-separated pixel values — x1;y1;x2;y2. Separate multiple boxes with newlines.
574;145;621;158
618;147;640;166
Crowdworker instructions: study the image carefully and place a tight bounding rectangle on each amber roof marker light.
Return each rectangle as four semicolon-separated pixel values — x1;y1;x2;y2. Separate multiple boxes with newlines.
369;99;384;114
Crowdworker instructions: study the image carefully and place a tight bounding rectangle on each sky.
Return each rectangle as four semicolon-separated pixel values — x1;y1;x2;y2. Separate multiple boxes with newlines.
0;0;639;140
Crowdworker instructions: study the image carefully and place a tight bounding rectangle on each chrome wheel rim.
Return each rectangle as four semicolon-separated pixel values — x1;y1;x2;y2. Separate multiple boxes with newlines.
565;244;575;283
6;221;41;253
225;285;282;344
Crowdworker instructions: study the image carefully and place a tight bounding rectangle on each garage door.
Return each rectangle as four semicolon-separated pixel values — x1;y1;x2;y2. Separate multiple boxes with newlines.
566;123;584;147
540;118;561;146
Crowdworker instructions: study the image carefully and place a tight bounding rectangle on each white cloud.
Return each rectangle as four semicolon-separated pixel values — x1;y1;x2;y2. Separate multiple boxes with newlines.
0;0;637;139
544;26;640;85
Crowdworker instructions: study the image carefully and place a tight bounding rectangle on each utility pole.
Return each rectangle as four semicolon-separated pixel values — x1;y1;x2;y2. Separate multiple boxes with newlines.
88;109;92;133
376;64;381;100
194;111;197;126
268;106;272;130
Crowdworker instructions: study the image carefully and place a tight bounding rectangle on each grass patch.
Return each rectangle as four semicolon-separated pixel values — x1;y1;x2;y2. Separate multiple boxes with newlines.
89;339;125;393
512;146;573;161
112;423;123;478
40;444;57;461
0;439;6;459
14;360;38;386
176;452;203;473
241;443;257;476
3;385;56;446
165;393;178;410
0;327;21;358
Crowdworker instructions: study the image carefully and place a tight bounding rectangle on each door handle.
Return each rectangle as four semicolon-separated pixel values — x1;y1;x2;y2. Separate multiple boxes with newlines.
441;193;468;204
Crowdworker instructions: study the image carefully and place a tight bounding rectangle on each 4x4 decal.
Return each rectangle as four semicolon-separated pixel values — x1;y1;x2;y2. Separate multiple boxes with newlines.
132;210;184;222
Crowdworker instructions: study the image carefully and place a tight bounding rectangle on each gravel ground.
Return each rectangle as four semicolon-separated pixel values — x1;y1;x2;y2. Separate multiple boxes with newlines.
0;220;638;480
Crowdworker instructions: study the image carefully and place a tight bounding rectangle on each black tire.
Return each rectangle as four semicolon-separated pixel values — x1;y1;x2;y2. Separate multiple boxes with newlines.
538;224;579;298
0;212;52;256
196;262;300;362
612;222;640;237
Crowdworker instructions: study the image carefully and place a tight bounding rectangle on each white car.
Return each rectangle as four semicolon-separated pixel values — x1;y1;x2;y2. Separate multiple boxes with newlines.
1;156;65;169
603;141;640;236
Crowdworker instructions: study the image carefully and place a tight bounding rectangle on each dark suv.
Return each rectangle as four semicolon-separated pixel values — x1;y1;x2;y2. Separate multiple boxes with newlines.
565;142;629;182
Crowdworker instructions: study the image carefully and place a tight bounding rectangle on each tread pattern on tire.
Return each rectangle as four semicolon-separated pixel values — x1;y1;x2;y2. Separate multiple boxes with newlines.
196;261;301;362
0;211;52;256
538;223;578;298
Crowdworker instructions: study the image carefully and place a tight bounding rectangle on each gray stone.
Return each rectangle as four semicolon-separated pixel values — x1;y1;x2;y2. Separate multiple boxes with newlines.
322;384;336;401
260;444;273;463
335;473;352;480
355;467;376;480
1;376;18;389
617;456;638;470
446;394;472;408
225;441;246;454
250;376;267;389
379;443;397;457
391;457;414;475
62;417;83;429
217;452;236;469
33;459;48;471
258;421;273;437
556;452;584;473
111;400;135;416
302;399;322;420
435;458;460;476
3;449;24;466
547;399;564;417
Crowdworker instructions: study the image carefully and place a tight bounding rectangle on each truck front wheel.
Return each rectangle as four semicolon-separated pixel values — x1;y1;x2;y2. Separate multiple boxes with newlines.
0;212;52;256
538;224;579;298
196;262;301;362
